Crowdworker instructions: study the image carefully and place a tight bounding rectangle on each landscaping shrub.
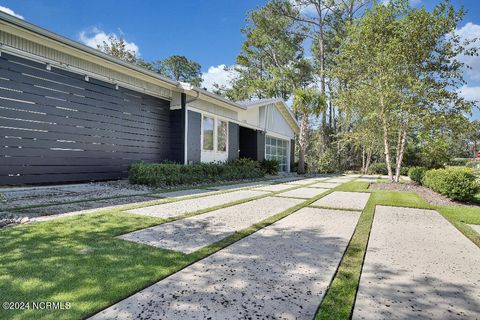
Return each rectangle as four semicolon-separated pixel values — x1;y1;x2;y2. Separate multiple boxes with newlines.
367;162;388;175
260;159;279;175
408;166;426;184
316;148;338;173
128;159;265;186
292;161;308;173
422;167;480;201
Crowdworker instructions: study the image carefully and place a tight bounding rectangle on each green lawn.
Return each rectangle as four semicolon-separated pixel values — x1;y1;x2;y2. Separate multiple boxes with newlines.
316;181;480;320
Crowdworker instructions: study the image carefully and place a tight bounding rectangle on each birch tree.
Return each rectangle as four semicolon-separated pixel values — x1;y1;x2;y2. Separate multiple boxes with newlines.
334;0;477;181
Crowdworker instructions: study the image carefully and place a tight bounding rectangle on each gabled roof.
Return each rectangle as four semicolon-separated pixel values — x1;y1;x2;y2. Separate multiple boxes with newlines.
237;98;300;134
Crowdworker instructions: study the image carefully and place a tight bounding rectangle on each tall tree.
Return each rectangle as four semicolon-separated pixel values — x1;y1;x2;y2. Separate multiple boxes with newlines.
228;2;311;101
334;0;477;181
97;35;137;63
293;87;326;174
155;55;203;87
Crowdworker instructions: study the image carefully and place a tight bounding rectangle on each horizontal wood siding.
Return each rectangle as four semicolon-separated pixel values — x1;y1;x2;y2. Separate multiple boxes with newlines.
0;52;171;184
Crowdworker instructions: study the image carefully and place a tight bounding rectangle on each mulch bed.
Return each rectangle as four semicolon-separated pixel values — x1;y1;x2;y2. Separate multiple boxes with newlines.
369;182;478;207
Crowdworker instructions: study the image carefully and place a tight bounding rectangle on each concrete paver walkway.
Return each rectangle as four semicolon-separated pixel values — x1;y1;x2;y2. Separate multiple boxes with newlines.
309;182;341;189
311;191;370;210
353;206;480;319
91;208;360;320
277;187;329;199
127;189;268;219
252;184;297;192
119;197;304;253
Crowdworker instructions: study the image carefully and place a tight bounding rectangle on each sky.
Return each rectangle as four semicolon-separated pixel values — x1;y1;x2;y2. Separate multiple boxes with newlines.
0;0;479;116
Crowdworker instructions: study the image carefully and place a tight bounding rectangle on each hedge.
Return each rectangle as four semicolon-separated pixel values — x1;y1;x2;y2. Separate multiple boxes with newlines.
368;163;409;176
408;166;426;184
129;159;266;186
422;167;479;201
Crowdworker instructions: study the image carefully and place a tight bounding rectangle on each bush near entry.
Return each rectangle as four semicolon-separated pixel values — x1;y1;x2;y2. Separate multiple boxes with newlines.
260;159;279;175
422;167;480;201
408;166;427;184
129;159;266;186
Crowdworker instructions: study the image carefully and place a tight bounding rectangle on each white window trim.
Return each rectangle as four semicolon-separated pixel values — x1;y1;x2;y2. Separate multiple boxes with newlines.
201;114;229;154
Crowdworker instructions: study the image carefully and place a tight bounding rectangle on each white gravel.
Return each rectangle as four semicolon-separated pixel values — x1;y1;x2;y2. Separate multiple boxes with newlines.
277;187;329;199
127;190;268;219
91;208;360;320
311;191;370;210
353;206;480;320
119;197;304;253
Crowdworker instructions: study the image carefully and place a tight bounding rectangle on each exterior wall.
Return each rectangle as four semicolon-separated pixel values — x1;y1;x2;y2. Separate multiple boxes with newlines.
238;107;260;127
0;52;172;184
0;30;172;100
257;131;266;162
169;93;186;163
228;122;239;161
186;110;202;163
188;99;238;121
261;104;294;138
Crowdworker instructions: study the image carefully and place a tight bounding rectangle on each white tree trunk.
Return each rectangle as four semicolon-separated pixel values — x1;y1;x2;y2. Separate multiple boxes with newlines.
297;112;309;174
381;114;394;181
394;128;407;182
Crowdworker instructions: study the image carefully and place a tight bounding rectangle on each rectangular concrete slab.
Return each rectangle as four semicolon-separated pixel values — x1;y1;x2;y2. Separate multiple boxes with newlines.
155;189;214;198
206;181;272;191
127;190;268;219
119;197;304;253
468;224;480;234
326;178;354;183
285;179;315;185
252;184;296;192
91;208;360;320
277;187;329;199
311;191;370;210
309;182;341;189
353;206;480;320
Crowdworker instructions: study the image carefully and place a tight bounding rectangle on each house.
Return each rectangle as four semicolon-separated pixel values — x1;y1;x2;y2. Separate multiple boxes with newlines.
0;12;299;185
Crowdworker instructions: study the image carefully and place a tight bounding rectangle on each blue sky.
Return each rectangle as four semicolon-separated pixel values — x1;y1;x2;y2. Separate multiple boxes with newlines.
0;0;479;115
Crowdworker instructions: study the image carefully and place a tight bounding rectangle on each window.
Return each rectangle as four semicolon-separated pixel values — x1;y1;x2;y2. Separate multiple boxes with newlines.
202;116;214;151
265;136;289;171
217;120;227;152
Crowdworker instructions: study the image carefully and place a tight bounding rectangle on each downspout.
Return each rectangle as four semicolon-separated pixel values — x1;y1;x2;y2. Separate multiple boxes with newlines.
177;83;200;164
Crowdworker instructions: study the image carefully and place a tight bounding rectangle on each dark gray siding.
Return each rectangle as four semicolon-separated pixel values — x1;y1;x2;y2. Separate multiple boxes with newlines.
169;95;186;163
187;110;201;163
0;52;171;184
256;131;266;162
228;122;239;161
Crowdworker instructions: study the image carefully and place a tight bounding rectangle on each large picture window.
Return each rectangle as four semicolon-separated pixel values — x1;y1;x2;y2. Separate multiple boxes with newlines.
265;136;289;171
202;115;228;153
202;116;214;151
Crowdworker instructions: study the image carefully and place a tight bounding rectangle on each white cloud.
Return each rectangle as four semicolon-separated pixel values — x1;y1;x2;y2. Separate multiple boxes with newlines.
456;22;480;80
79;27;139;55
201;64;238;92
0;5;24;19
459;85;480;102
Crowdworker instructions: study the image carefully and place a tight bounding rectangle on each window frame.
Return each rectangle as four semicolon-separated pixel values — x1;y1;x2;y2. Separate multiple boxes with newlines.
201;114;229;153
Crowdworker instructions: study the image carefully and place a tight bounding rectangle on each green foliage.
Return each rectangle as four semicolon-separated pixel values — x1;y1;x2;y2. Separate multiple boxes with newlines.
155;55;202;87
408;166;427;184
0;193;6;203
292;161;308;173
260;159;279;175
128;160;264;187
97;35;137;63
368;163;388;175
315;148;338;174
422;167;480;201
